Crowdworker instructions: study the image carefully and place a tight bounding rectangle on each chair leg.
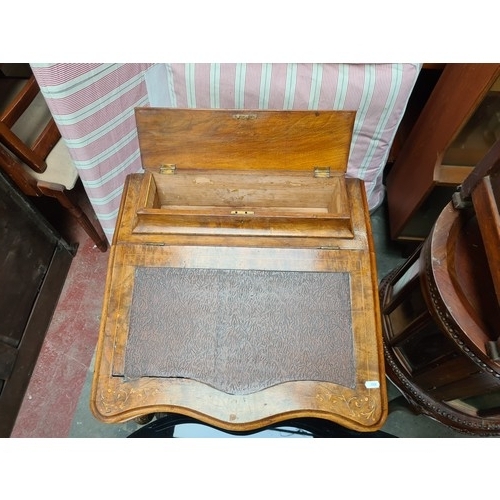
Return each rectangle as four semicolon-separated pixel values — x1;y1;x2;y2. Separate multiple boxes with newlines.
37;181;108;252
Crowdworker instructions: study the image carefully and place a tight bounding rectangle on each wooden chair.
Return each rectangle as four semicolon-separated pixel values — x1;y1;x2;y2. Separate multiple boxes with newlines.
0;67;108;252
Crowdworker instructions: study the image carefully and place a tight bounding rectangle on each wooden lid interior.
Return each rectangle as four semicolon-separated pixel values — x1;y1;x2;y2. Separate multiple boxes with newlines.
135;108;355;173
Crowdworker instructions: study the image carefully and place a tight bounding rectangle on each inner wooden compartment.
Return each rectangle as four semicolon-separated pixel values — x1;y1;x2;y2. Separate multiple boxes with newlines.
133;169;353;238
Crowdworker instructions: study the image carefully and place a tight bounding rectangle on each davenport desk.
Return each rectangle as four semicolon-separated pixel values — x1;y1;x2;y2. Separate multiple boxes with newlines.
90;109;388;433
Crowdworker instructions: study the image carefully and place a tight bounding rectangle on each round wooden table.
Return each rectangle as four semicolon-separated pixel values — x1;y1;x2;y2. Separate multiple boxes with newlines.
380;201;500;435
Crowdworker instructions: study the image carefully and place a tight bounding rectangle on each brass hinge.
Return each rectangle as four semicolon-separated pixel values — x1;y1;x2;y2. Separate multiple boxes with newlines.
314;166;331;178
159;164;176;174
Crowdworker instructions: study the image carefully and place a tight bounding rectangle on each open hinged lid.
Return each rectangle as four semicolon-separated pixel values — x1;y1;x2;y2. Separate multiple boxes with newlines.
135;108;355;174
131;108;357;241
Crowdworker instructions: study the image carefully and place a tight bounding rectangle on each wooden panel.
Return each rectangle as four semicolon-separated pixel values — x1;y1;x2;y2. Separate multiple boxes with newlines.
472;176;500;304
0;75;39;127
135;108;355;173
0;175;56;346
0;344;17;380
434;165;474;185
430;371;500;402
0;171;73;437
31;118;61;161
386;63;500;240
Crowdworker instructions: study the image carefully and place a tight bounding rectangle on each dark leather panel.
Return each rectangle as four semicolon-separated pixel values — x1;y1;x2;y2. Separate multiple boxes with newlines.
125;267;355;395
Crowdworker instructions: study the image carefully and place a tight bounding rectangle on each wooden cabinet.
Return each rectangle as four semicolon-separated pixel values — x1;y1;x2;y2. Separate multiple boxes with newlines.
386;63;500;241
0;170;74;437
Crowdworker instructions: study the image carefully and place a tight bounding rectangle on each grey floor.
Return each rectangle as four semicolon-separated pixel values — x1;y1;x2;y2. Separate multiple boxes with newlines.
69;201;481;438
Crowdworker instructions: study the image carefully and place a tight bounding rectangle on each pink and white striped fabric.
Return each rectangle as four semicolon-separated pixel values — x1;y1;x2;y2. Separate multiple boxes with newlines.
31;63;420;242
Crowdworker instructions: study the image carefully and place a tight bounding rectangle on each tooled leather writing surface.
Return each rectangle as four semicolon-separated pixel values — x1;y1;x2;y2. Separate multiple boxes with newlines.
124;267;355;395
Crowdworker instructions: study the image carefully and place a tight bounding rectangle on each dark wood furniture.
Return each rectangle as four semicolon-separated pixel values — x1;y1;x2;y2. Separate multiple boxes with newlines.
0;170;74;437
91;108;388;433
457;139;500;307
0;65;107;252
387;63;445;165
386;63;500;242
380;139;500;436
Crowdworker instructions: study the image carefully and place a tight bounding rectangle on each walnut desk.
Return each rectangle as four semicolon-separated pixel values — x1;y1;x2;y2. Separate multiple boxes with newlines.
90;109;387;433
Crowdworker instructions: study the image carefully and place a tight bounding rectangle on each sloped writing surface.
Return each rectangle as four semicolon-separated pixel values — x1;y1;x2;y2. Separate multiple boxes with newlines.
124;267;355;394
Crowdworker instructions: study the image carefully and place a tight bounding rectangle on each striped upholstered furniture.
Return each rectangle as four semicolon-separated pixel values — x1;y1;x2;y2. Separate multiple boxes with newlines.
31;63;421;243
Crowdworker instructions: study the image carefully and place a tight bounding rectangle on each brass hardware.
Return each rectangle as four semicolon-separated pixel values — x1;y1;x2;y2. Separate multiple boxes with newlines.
159;164;176;174
231;210;255;215
314;166;331;178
